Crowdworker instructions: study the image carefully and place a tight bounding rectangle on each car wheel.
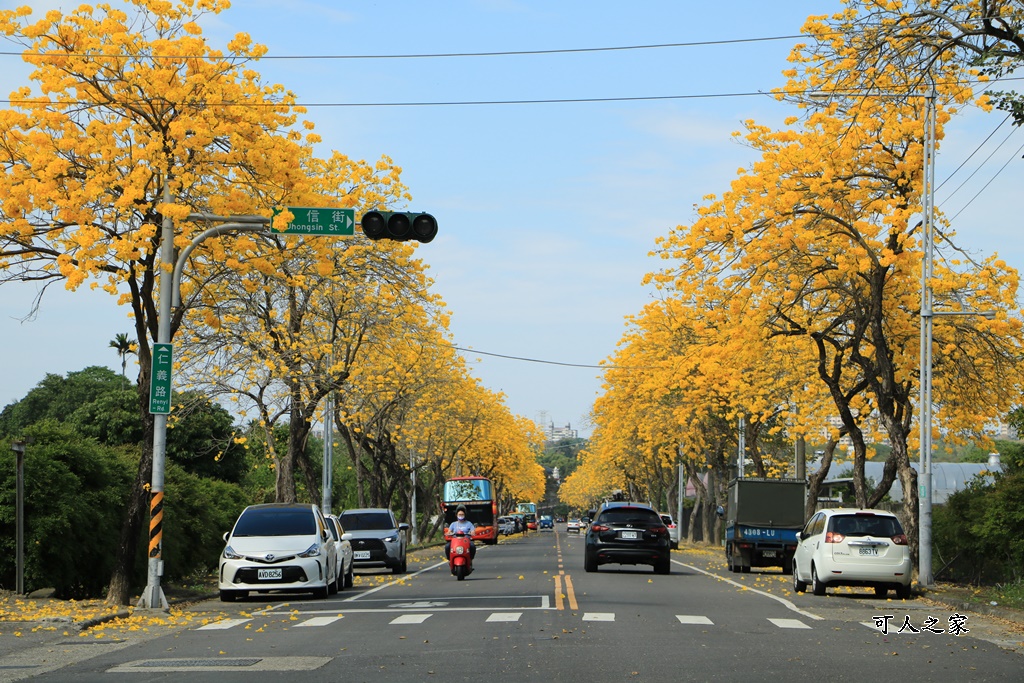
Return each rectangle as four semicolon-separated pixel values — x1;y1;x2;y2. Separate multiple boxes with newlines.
344;561;354;588
393;555;407;574
782;558;793;575
793;568;807;594
895;583;912;600
873;585;888;598
655;557;671;575
328;563;339;595
811;565;826;596
314;582;330;599
219;589;239;602
584;551;598;573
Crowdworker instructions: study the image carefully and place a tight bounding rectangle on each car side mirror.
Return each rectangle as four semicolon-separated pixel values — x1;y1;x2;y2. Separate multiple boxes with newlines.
342;532;353;542
798;531;806;541
399;523;410;531
223;532;230;543
715;506;725;518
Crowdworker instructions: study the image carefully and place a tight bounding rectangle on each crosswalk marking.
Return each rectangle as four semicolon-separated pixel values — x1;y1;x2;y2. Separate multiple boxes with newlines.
194;613;820;630
486;612;522;622
391;614;432;625
676;615;714;625
296;616;344;627
197;618;252;630
768;618;812;629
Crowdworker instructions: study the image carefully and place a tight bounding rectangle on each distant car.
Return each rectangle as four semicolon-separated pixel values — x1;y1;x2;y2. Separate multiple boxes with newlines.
337;508;409;574
325;514;354;589
219;503;339;602
497;516;516;535
584;502;671;574
566;519;582;533
792;508;912;599
659;513;680;549
539;515;554;530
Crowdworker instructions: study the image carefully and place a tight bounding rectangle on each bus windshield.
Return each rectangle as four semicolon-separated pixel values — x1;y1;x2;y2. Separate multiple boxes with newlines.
443;478;493;502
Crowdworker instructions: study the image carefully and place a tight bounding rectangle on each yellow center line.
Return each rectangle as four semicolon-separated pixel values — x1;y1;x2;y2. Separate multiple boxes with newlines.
554;575;564;610
564;574;579;611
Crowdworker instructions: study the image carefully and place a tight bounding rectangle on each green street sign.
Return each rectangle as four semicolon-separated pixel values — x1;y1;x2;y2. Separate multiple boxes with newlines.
149;343;174;415
275;207;355;235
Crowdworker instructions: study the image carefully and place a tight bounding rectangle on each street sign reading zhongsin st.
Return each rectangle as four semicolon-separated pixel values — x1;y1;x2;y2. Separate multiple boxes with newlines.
149;342;173;415
274;207;355;235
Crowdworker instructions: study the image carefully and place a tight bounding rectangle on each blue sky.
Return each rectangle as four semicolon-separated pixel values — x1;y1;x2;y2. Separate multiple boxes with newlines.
2;1;1022;436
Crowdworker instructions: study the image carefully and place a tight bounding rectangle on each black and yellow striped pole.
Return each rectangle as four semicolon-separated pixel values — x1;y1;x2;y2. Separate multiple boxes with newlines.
138;182;172;611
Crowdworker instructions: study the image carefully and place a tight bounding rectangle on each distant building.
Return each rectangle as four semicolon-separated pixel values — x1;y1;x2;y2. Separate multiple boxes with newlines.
545;422;578;442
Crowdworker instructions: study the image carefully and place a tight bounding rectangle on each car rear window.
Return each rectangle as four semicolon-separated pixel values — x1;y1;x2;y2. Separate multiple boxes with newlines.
233;508;316;536
339;511;395;531
598;508;662;525
829;514;903;537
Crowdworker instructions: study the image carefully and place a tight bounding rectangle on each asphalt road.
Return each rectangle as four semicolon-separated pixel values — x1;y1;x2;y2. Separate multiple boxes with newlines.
3;528;1023;682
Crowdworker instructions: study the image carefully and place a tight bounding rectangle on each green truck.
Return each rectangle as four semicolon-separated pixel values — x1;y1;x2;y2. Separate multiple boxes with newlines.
723;478;806;574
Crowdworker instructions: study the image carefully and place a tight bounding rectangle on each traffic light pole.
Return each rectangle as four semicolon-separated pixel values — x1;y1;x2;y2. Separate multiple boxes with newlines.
138;210;270;610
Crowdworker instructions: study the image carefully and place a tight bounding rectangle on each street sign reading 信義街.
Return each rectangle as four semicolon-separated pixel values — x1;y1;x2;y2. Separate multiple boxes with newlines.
275;207;355;235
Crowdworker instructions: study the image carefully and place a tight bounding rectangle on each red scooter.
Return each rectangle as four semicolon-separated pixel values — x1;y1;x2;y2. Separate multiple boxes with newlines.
448;531;474;580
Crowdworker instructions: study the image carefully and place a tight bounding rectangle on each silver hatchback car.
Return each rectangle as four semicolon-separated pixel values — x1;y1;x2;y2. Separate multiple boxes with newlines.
793;508;912;599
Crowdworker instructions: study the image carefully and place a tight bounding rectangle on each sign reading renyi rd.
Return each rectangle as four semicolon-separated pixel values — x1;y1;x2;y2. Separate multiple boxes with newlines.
275;207;355;235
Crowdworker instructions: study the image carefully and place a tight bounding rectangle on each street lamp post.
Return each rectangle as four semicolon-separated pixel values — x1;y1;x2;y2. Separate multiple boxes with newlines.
916;87;996;587
11;440;25;595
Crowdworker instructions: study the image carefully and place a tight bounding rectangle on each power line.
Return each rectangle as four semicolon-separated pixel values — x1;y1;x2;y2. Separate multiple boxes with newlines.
947;137;1024;223
0;34;816;61
450;345;617;370
4;77;1021;110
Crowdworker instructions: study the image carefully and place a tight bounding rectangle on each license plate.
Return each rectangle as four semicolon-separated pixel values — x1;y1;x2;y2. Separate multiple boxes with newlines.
762;550;777;558
354;550;371;560
257;568;282;580
621;531;638;540
858;547;879;556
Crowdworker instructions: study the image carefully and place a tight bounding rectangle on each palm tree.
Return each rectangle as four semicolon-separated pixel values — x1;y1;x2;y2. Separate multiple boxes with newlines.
109;333;136;381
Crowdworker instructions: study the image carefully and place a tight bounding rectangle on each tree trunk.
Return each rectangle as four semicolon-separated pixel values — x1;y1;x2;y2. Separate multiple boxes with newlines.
106;351;156;605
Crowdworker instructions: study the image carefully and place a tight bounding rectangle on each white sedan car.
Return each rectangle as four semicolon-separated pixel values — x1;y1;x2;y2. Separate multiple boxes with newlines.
219;503;339;602
792;508;912;599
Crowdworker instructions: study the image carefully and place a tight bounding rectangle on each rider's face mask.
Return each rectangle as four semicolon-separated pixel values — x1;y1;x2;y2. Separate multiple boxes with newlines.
457;513;465;520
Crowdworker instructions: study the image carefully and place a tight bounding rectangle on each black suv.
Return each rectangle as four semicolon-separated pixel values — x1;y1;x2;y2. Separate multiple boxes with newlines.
584;501;672;574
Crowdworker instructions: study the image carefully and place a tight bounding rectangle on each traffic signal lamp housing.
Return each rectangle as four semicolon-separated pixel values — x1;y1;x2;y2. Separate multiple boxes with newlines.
361;211;437;243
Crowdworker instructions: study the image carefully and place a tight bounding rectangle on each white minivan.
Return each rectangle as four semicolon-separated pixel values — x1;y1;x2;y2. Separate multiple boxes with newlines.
219;503;339;602
792;508;912;599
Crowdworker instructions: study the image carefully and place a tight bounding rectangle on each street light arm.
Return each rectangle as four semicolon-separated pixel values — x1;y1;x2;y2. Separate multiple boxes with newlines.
171;222;271;308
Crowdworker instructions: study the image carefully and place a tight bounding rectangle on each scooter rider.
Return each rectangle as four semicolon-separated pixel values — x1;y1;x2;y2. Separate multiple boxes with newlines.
445;505;476;560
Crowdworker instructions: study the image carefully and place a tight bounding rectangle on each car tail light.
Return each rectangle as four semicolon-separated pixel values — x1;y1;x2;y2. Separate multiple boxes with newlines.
891;534;908;545
652;525;669;536
825;531;845;543
590;524;609;532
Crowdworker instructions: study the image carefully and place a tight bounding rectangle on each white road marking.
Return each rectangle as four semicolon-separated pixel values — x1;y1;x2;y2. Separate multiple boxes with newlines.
768;618;812;629
296;616;344;627
674;559;824;621
390;614;432;624
486;612;522;622
676;615;714;625
197;618;252;630
582;613;615;622
109;657;331;672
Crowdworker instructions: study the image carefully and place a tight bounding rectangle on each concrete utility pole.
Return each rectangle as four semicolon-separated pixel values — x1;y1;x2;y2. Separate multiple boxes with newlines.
12;440;25;595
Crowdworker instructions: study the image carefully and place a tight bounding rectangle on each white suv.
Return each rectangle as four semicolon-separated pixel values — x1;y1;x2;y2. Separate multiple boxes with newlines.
792;508;912;599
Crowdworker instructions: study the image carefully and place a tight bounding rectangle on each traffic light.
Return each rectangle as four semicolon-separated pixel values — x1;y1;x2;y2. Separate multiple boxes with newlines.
361;211;437;243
